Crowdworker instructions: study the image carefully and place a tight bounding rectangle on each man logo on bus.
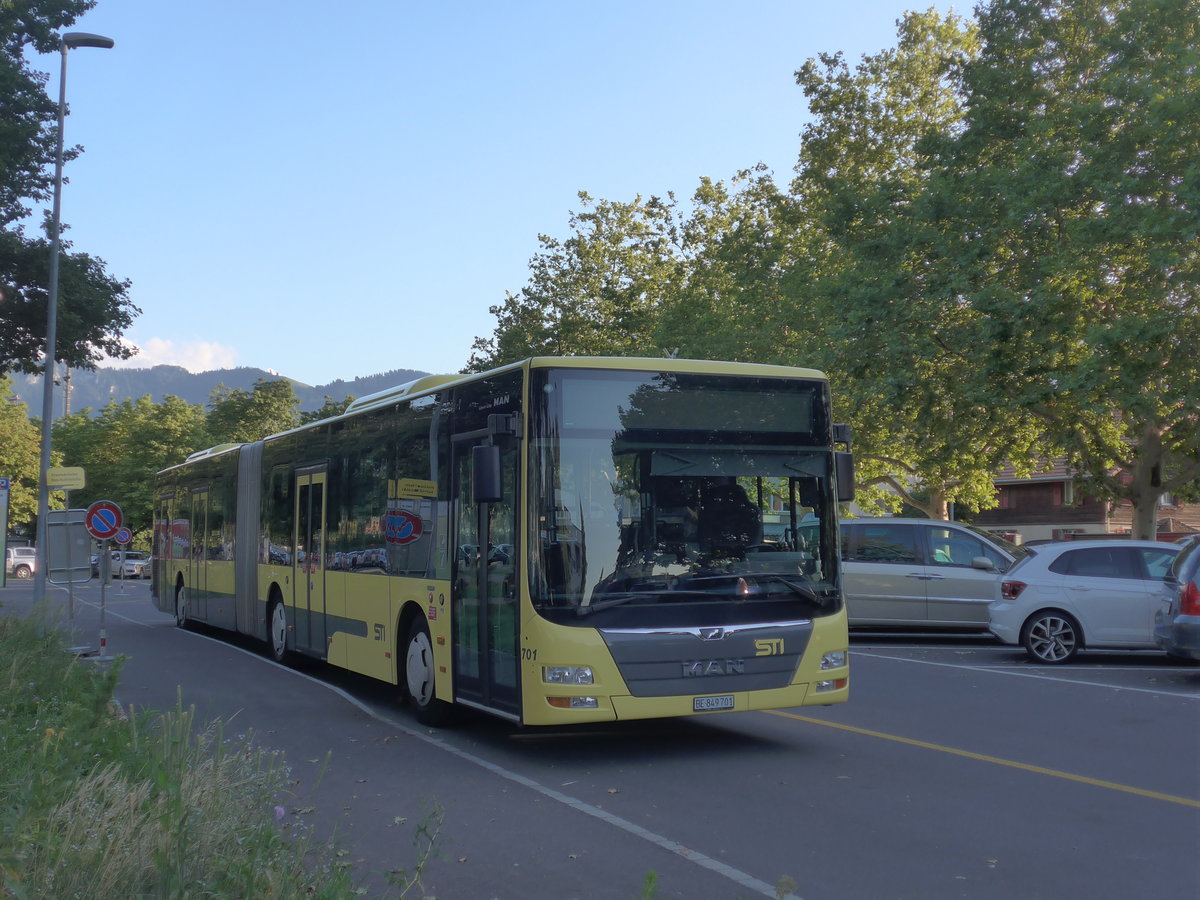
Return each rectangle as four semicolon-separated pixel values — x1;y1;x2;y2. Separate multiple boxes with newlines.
385;510;423;545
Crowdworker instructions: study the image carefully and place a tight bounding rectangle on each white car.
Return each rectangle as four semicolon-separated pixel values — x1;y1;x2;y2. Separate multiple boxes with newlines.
989;539;1181;663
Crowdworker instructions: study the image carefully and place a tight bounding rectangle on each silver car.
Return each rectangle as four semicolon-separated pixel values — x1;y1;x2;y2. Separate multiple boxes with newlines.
990;539;1180;663
837;519;1025;629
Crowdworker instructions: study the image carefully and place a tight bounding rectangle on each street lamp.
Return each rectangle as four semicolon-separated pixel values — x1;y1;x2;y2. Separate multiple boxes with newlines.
33;31;114;604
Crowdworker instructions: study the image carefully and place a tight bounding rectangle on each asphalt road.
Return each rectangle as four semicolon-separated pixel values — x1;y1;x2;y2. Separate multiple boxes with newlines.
4;579;1198;900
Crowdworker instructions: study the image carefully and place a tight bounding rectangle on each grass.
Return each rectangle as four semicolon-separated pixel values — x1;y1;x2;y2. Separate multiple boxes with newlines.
0;606;367;898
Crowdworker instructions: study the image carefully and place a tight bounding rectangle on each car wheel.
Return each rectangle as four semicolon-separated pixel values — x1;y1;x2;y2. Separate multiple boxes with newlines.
13;564;31;580
174;585;189;628
268;597;289;664
1021;611;1080;664
403;618;452;725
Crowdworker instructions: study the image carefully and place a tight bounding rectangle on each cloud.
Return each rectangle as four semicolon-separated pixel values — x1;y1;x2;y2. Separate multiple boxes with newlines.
104;338;239;373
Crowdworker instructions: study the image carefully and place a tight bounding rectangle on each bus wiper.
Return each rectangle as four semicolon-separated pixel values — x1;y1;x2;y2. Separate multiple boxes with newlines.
577;589;719;616
750;574;823;603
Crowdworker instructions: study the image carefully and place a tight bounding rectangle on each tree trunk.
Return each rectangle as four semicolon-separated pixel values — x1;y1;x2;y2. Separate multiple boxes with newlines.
1127;425;1164;541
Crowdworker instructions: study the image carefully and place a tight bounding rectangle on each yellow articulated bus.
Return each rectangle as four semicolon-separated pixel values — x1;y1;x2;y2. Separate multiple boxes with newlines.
152;357;853;726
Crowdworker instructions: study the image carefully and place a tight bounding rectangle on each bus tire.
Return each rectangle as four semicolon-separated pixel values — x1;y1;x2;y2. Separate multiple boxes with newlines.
403;617;452;725
174;583;190;629
268;596;290;664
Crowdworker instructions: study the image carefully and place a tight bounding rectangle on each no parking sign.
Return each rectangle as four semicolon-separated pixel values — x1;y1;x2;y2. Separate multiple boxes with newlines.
84;501;123;541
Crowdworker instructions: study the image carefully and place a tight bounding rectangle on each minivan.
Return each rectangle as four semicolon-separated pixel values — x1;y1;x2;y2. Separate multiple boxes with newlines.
838;518;1026;629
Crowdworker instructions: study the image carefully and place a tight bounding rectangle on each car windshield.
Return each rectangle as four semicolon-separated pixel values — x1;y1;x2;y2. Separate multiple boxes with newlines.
958;523;1029;561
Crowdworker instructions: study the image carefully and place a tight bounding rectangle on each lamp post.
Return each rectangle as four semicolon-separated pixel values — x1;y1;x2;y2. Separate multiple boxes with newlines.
33;32;114;604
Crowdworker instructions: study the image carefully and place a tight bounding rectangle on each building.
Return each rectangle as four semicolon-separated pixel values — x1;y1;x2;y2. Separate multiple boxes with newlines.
971;462;1200;543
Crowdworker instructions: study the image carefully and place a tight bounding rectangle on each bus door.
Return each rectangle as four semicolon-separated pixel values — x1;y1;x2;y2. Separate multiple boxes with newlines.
188;489;208;619
451;432;519;717
293;468;328;655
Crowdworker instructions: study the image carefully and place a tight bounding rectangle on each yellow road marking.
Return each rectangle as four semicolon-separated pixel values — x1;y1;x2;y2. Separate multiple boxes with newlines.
767;710;1200;809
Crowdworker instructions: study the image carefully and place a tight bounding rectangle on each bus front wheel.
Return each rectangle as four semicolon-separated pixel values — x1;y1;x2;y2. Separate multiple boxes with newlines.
404;618;452;725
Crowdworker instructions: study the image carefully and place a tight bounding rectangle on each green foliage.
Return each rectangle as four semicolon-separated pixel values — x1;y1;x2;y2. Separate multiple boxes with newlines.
206;378;300;444
0;611;359;897
920;0;1200;535
787;8;1039;520
0;1;138;377
53;394;210;541
466;191;684;370
0;376;52;532
299;393;355;425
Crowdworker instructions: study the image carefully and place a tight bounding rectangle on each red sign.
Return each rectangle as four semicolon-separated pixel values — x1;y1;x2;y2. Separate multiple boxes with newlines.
85;500;123;540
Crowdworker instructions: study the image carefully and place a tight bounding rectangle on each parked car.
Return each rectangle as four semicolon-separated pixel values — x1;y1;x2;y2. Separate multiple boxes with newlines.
120;551;150;578
91;549;150;579
4;546;37;580
1154;538;1200;661
989;539;1181;663
835;518;1026;629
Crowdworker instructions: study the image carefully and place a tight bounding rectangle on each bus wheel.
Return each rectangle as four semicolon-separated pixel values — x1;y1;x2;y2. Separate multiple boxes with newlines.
268;597;289;664
404;618;451;725
174;585;189;628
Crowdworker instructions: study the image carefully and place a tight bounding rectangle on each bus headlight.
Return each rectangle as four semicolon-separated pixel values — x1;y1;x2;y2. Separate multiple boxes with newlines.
820;651;847;670
543;665;594;685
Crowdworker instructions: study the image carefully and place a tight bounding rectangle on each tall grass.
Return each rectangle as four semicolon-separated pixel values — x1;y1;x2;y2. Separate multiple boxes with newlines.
0;607;357;898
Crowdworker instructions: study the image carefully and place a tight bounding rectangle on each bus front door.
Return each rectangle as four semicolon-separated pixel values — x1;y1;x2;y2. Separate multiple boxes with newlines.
452;438;520;718
293;469;328;656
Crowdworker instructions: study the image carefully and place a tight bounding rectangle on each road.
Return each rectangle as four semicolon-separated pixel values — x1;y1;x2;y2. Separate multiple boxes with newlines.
4;579;1198;900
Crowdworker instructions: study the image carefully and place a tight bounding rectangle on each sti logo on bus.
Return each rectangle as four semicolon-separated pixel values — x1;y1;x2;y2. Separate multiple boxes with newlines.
755;638;785;656
384;510;422;545
682;659;745;677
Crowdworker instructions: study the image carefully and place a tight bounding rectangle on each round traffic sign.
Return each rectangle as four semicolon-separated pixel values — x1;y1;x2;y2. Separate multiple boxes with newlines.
115;527;132;545
85;500;123;540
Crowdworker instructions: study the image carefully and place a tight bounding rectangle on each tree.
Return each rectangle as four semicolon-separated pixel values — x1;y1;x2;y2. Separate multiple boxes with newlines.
467;192;684;370
922;0;1200;536
0;376;55;533
652;167;807;365
788;8;1041;519
299;395;355;425
0;1;139;376
206;379;299;444
53;394;210;540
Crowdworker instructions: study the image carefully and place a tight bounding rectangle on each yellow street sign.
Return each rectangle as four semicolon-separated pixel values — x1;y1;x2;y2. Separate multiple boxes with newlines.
47;466;86;490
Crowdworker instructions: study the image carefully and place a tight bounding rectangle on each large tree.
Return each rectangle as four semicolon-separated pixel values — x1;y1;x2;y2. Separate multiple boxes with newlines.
787;8;1043;519
0;1;138;375
922;0;1200;536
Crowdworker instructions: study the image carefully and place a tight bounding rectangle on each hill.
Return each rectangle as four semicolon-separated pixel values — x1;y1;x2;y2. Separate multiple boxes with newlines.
5;365;432;419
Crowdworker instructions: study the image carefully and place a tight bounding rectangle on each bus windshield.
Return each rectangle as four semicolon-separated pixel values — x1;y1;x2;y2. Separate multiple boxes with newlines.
529;368;842;627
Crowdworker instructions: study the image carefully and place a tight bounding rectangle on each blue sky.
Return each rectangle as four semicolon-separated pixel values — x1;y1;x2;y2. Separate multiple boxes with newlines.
42;0;962;387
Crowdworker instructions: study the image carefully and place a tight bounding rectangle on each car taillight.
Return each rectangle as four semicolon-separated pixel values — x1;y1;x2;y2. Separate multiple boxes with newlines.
1000;580;1026;601
1181;581;1200;617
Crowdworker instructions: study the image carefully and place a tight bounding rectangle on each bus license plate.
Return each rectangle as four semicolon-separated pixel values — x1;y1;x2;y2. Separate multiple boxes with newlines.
694;695;734;712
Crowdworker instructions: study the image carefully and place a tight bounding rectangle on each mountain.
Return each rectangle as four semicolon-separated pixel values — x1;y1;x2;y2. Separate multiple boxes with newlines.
4;365;433;419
